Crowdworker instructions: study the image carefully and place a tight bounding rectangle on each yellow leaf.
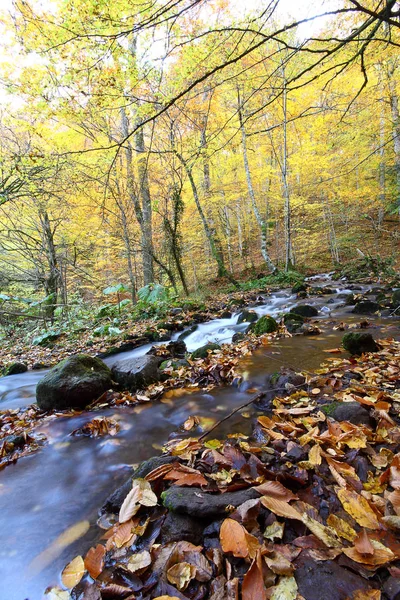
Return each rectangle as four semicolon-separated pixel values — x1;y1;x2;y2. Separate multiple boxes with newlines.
301;513;341;548
270;575;298;599
308;444;322;466
119;479;157;523
61;555;85;589
260;496;303;521
127;550;152;572
326;514;357;542
167;562;196;591
337;488;380;529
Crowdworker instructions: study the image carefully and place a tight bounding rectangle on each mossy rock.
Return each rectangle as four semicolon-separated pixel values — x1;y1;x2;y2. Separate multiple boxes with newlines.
36;354;112;411
352;300;381;315
291;282;307;294
290;304;318;317
191;343;221;359
250;315;278;335
342;332;378;355
392;289;400;308
237;309;258;324
3;362;28;376
160;359;189;370
284;313;304;324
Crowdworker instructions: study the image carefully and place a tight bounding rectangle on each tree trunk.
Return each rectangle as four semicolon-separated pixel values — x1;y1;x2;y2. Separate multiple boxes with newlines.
237;90;277;274
39;209;61;321
282;78;294;271
135;125;154;285
388;60;400;215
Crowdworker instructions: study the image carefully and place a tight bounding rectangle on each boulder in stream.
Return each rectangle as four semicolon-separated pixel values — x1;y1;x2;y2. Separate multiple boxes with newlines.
237;309;258;324
290;304;318;317
36;354;112;410
283;312;304;333
392;289;400;308
250;315;278;335
342;332;378;355
3;362;28;376
161;485;260;518
111;354;162;391
352;300;381;314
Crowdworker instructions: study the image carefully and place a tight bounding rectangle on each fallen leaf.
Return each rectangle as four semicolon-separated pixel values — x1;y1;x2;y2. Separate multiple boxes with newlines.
326;514;357;542
127;550;152;572
242;551;267;600
343;539;394;566
270;575;298;600
119;479;157;523
265;551;294;575
84;544;106;579
167;562;196;590
220;518;252;557
61;555;85;589
354;529;374;555
352;591;381;600
254;481;298;501
260;496;303;521
337;488;380;529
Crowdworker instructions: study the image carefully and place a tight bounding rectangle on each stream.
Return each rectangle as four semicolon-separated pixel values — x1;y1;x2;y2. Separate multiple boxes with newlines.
0;276;398;600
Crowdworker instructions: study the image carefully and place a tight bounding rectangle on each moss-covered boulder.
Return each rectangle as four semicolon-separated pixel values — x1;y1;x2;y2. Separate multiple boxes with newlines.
292;282;307;294
191;343;221;359
237;309;258;324
36;354;112;411
283;313;304;333
111;355;162;391
250;315;278;335
290;304;318;318
352;300;381;314
342;332;378;355
3;362;28;376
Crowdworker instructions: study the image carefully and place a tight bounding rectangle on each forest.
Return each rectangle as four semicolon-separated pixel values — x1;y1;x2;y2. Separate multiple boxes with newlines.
0;1;400;600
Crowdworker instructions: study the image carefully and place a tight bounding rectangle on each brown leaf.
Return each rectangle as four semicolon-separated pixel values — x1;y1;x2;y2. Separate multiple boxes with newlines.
127;550;152;572
84;544;106;579
220;518;251;558
164;469;208;487
260;496;303;520
354;529;374;556
61;555;85;589
167;562;196;591
145;463;177;481
265;551;294;576
254;481;298;502
343;539;394;566
242;551;267;600
119;479;157;523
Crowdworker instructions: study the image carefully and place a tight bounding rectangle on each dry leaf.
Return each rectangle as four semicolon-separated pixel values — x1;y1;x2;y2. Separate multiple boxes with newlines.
242;551;267;600
326;514;357;542
260;496;303;521
61;555;85;589
220;518;251;557
119;479;157;523
270;575;298;600
167;562;196;590
84;544;106;579
354;529;374;555
337;488;380;529
127;550;152;572
343;539;394;566
254;481;298;501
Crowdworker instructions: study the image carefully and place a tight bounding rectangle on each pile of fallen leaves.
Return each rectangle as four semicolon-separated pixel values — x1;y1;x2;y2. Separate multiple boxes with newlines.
47;338;400;600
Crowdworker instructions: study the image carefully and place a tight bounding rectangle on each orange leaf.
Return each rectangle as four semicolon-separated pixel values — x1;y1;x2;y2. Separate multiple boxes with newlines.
254;481;298;502
260;496;303;521
220;518;251;558
242;551;267;600
354;530;374;556
164;469;208;487
61;555;85;589
84;544;105;579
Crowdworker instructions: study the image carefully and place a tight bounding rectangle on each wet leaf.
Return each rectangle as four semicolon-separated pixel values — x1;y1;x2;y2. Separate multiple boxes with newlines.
119;479;157;523
337;488;380;529
127;550;152;572
167;562;196;590
61;555;85;589
270;576;298;600
44;588;71;600
84;544;106;579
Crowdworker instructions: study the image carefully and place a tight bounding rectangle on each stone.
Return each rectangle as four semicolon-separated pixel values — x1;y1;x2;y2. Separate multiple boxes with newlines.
111;355;162;391
294;554;374;600
290;304;318;317
32;362;49;370
342;332;378;355
36;354;112;411
232;332;245;343
159;512;205;545
250;315;278;335
191;343;221;360
291;282;307;294
178;324;198;340
299;324;321;335
161;486;260;518
220;310;232;319
352;300;381;314
160;358;189;371
237;309;258;324
392;289;400;308
344;293;357;306
3;362;28;376
166;340;186;358
101;455;178;514
283;312;304;333
383;576;400;600
321;401;371;426
170;307;183;315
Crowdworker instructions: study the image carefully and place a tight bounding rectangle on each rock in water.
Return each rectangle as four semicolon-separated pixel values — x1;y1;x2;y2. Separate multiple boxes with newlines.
290;304;319;317
342;332;378;355
237;309;258;324
191;343;221;359
352;300;381;314
3;362;28;376
36;354;112;410
250;315;278;335
392;289;400;308
111;355;162;391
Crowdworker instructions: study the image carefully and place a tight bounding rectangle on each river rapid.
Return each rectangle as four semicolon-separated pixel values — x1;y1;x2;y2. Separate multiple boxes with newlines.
0;276;398;600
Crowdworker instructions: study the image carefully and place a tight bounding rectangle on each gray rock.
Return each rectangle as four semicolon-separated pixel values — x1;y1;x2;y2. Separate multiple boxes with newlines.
392;289;400;308
294;554;375;600
178;324;198;341
237;309;258;324
162;486;260;518
166;340;187;358
101;455;178;514
3;362;28;376
321;401;371;426
232;332;245;343
36;354;112;411
170;307;183;315
111;354;162;391
383;576;400;600
160;512;205;545
342;332;378;355
352;300;381;314
290;304;318;317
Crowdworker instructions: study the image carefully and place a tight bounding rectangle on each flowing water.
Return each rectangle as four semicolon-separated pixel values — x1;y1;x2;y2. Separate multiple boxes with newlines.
0;278;398;600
